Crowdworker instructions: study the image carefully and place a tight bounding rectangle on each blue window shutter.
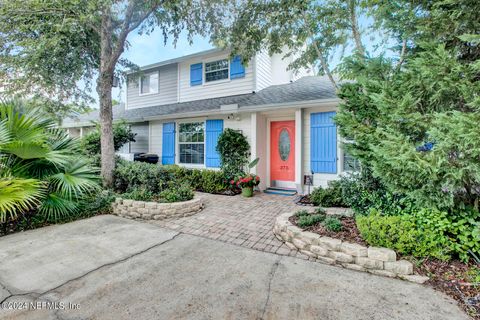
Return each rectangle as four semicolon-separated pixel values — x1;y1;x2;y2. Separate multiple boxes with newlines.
162;122;175;165
230;55;245;79
205;119;224;168
190;63;203;86
310;112;337;173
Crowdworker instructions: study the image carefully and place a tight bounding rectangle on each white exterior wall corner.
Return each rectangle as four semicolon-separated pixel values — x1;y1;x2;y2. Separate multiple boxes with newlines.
254;51;273;92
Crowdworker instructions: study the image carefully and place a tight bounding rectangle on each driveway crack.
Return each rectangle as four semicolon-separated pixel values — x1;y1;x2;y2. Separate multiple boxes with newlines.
0;232;181;304
260;256;281;320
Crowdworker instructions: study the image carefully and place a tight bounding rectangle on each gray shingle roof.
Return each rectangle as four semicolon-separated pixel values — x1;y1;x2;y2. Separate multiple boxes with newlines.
62;76;337;126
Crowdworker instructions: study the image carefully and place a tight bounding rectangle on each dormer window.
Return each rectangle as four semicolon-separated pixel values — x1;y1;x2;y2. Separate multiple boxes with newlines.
140;72;159;94
205;59;229;82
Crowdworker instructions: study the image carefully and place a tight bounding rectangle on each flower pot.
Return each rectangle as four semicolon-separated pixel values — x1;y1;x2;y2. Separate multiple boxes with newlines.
241;186;253;197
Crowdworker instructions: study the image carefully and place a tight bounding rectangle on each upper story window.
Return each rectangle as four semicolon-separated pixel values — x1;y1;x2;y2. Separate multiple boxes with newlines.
140;72;159;94
179;122;205;164
205;59;229;82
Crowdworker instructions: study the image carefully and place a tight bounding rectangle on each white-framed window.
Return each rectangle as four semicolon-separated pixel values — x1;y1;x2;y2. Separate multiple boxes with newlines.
342;139;361;172
343;151;361;172
205;59;229;83
178;122;205;164
139;72;159;94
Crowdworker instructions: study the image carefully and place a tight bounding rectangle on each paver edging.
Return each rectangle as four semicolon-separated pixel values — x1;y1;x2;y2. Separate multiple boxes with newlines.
112;197;204;221
273;212;429;284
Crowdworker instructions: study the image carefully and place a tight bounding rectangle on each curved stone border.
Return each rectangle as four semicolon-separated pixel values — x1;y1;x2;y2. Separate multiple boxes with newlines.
273;212;429;284
112;197;204;221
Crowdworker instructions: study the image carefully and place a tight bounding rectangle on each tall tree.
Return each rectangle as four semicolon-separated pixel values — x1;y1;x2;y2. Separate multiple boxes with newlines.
215;0;366;87
0;0;232;186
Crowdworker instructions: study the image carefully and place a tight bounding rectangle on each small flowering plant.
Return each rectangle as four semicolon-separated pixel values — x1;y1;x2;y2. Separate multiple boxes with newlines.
231;173;260;188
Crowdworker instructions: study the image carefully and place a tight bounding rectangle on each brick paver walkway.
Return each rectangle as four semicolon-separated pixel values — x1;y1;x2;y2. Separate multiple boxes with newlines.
151;192;312;259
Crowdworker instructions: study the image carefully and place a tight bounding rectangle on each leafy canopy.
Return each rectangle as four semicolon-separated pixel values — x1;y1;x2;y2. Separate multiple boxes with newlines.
335;0;480;212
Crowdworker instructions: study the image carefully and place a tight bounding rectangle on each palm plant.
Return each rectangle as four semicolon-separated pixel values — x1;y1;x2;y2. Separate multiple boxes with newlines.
0;101;99;223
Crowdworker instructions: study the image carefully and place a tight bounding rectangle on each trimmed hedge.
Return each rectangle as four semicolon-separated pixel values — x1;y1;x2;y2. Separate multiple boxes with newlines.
113;160;230;195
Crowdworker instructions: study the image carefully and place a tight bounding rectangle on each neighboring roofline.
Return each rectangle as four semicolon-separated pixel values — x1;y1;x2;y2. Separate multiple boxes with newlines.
126;48;224;74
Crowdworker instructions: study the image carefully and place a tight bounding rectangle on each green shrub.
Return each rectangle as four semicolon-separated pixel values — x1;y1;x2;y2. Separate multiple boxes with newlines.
76;190;116;217
159;184;194;203
121;188;155;201
297;214;325;228
324;217;343;232
113;161;229;195
81;120;136;155
216;128;250;180
446;209;480;262
314;207;326;215
339;170;417;215
310;180;346;207
295;210;310;217
356;209;453;260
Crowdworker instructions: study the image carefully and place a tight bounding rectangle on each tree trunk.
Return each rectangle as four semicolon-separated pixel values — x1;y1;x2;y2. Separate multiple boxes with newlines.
97;7;115;187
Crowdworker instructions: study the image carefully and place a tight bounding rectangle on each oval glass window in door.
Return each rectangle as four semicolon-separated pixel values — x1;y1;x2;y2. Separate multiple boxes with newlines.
278;128;291;161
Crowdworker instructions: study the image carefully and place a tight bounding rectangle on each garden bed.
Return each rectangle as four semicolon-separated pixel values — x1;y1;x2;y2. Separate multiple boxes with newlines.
288;214;366;245
112;197;204;221
274;211;424;282
285;210;480;319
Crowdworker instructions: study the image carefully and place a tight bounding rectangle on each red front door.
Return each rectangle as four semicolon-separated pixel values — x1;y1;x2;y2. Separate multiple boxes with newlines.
270;121;295;183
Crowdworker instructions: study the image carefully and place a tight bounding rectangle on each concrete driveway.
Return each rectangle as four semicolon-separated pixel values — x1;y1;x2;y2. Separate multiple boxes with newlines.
0;215;468;320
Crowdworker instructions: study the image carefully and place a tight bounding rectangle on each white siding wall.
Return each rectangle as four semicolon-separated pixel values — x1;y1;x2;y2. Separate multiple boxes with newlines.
254;51;272;92
178;51;254;102
147;113;252;167
149;120;163;156
126;64;178;109
302;105;343;190
270;53;293;85
130;123;149;153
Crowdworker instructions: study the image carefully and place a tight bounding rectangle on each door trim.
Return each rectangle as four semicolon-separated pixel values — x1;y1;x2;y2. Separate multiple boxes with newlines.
267;116;296;189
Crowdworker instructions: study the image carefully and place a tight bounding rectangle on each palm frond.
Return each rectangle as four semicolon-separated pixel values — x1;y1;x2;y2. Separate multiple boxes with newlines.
0;106;47;143
2;141;50;159
0;177;44;222
37;192;78;222
48;159;100;199
0;119;11;145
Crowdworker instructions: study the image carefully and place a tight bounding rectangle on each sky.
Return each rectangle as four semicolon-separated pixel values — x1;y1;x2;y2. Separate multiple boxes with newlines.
108;30;214;106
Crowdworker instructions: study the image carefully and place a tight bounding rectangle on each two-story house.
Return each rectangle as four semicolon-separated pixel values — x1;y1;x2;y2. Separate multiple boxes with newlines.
63;48;349;194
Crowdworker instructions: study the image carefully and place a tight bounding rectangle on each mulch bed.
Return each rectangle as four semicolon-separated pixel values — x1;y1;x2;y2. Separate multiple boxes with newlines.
415;259;480;319
289;211;480;319
289;214;367;246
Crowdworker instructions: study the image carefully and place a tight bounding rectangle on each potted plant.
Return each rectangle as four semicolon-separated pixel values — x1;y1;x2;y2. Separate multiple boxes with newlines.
232;173;260;197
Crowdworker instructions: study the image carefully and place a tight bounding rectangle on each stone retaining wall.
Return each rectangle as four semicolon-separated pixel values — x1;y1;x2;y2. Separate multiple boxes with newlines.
273;212;429;284
112;197;204;221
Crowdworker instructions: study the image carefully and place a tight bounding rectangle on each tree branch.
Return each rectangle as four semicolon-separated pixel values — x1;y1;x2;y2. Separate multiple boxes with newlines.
108;0;164;71
302;12;338;89
349;0;364;57
395;39;407;70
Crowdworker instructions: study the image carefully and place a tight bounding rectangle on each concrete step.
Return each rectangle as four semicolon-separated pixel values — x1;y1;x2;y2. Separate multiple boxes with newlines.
264;188;297;196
